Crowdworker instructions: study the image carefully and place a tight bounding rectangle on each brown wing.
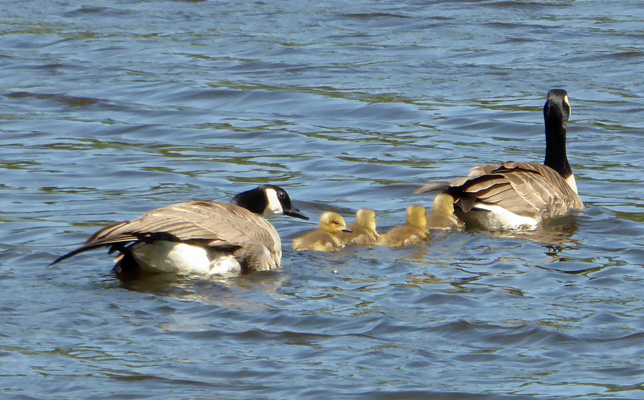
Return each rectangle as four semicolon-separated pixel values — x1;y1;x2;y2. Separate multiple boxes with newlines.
417;162;583;221
467;162;583;218
51;201;281;265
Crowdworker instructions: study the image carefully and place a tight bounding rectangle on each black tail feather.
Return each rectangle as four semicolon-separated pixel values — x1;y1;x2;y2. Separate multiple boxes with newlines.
49;244;109;266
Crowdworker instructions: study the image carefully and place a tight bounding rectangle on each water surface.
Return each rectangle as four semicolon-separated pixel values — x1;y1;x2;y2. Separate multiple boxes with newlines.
1;1;644;399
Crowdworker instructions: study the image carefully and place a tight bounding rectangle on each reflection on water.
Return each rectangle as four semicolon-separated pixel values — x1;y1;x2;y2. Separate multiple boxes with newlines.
121;271;288;311
2;0;644;399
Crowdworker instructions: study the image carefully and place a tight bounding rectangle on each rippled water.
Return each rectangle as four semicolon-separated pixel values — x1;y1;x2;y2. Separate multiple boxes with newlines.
2;1;644;399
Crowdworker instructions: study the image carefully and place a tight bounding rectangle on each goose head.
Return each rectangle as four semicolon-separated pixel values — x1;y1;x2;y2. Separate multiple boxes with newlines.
231;185;309;220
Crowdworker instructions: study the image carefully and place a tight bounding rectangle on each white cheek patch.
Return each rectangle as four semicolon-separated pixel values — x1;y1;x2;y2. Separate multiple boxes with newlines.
264;188;284;216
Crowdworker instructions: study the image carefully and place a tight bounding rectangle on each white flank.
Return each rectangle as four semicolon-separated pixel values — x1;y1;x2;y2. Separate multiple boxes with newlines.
263;188;284;216
132;241;242;276
464;204;538;231
208;255;242;275
565;174;578;194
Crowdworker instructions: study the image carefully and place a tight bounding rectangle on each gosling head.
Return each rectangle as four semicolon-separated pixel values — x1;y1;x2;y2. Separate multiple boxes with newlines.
320;212;351;234
432;193;456;216
406;205;427;230
355;209;377;233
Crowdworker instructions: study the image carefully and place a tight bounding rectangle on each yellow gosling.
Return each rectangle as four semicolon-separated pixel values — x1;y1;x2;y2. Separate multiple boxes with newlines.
292;212;350;252
337;209;379;246
377;205;429;248
426;193;465;230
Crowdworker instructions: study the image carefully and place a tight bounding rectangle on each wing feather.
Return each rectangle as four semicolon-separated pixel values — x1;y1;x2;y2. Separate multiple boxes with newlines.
420;161;583;224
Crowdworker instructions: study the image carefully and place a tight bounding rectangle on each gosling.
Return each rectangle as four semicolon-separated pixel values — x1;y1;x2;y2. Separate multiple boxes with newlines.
377;205;429;248
426;193;465;230
292;212;351;252
337;209;379;246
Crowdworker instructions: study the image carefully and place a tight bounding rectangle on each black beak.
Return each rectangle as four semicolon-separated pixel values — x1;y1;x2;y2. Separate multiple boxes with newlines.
285;208;309;221
342;227;352;233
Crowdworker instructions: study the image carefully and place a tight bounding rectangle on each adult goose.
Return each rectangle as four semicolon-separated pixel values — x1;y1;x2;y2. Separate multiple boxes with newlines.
51;185;309;279
415;89;583;230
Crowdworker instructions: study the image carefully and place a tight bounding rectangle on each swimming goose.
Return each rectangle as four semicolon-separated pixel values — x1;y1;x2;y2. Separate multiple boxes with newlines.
426;193;465;230
292;211;351;252
415;89;584;230
51;185;309;279
337;209;379;246
377;205;429;248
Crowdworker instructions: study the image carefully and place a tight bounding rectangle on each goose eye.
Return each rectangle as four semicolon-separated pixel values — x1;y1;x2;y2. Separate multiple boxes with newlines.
278;191;286;199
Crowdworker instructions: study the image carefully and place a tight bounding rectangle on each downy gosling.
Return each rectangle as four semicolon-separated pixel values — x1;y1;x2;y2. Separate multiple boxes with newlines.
292;211;351;252
337;208;379;246
426;193;464;230
377;205;429;248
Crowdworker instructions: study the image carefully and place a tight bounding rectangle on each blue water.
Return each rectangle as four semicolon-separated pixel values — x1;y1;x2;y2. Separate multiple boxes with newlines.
2;1;644;399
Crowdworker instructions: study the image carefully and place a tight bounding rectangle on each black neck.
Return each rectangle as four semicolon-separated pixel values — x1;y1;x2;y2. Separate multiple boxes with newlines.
543;98;573;179
544;126;572;178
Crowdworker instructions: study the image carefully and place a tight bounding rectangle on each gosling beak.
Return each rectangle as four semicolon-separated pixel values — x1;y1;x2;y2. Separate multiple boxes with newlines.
342;227;352;233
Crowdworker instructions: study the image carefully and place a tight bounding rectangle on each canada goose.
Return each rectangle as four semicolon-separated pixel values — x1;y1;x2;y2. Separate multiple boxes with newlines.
337;209;379;246
415;89;584;230
377;205;429;248
51;185;309;279
426;193;465;230
292;211;351;252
